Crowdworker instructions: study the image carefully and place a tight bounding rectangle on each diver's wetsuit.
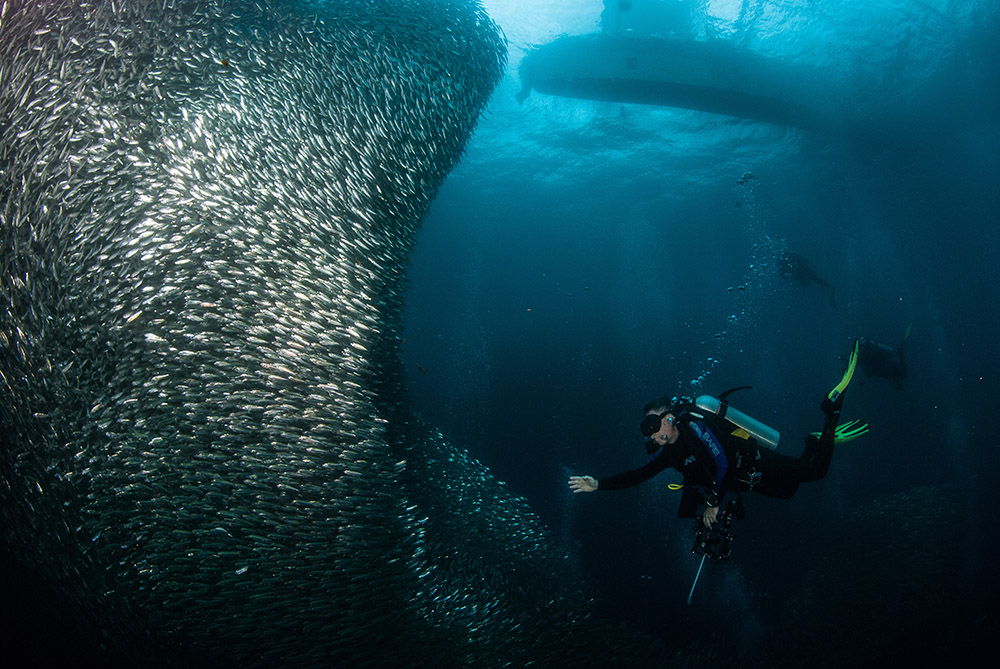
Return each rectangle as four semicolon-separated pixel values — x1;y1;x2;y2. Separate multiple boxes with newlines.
597;410;839;510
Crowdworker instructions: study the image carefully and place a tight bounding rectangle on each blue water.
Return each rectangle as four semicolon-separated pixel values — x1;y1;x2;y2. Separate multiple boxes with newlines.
404;0;999;662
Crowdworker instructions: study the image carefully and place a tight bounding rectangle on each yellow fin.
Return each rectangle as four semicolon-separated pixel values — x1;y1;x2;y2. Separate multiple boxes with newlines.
828;339;859;403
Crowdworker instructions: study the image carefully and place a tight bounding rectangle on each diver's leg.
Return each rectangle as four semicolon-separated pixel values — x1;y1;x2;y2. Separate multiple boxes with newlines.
755;391;842;491
756;341;859;493
751;450;802;498
802;339;859;481
798;407;838;481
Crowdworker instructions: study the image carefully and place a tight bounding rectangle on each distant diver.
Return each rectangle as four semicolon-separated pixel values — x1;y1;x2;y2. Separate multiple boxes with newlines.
781;251;837;309
569;341;867;529
858;324;911;388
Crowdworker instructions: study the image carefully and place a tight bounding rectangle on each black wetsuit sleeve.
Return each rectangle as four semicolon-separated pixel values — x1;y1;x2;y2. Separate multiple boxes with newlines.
598;448;682;491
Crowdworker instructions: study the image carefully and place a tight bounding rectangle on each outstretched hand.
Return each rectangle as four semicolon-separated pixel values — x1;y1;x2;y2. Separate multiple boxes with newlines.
568;476;598;493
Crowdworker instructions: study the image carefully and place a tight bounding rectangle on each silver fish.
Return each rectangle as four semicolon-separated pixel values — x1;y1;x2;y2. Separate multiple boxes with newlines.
1;1;652;666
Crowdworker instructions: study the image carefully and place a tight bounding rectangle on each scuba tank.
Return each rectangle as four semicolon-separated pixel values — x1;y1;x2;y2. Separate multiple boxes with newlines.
694;386;779;450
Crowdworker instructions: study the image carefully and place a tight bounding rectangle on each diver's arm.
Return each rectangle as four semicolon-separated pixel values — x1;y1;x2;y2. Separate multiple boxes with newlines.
691;423;728;503
599;450;678;490
569;449;678;493
700;484;726;527
691;422;729;527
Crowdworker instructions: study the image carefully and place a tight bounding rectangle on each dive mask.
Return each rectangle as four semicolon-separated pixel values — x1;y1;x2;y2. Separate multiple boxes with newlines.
640;412;667;437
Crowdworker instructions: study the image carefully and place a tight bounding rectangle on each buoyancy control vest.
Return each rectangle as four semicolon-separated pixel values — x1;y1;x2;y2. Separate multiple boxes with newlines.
674;388;776;514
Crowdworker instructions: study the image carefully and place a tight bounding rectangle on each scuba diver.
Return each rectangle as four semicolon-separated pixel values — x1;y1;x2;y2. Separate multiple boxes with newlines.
780;251;837;309
858;324;910;389
568;341;867;528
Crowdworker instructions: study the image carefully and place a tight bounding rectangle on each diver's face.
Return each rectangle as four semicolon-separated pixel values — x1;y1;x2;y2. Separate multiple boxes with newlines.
648;412;679;446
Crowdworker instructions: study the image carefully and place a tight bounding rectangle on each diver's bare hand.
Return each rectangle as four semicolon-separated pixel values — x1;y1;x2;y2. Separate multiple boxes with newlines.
568;476;598;493
702;505;719;527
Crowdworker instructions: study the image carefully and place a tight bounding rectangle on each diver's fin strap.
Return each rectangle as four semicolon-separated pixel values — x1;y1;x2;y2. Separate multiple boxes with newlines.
810;418;869;444
825;339;859;410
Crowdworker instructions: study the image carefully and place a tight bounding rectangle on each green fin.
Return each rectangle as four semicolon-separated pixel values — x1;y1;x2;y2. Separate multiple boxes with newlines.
828;339;859;405
837;419;870;443
811;418;869;444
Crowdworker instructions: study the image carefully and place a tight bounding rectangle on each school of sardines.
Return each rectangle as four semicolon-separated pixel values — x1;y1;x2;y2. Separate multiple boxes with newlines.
0;1;648;666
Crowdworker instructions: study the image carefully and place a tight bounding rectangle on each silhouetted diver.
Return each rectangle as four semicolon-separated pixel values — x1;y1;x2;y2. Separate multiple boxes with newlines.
858;325;911;389
781;252;837;309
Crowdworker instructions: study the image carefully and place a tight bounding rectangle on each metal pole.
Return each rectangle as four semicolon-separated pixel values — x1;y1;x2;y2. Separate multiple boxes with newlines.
687;553;707;605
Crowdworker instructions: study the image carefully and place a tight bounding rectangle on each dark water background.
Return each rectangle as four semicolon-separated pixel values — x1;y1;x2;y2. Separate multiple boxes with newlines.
403;0;999;664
